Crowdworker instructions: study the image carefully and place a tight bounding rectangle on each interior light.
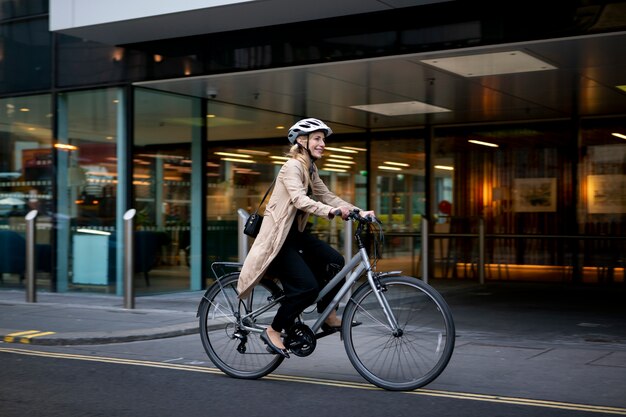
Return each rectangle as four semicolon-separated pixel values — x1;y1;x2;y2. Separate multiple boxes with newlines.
215;152;251;158
325;147;358;154
206;114;216;118
221;157;255;164
611;132;626;140
270;155;289;160
342;146;367;152
383;161;410;167
322;167;347;173
19;108;30;112
421;50;556;77
351;101;450;116
435;165;454;171
324;163;352;169
276;125;285;130
468;139;499;147
325;154;353;160
378;166;402;171
326;159;355;164
54;143;78;151
237;149;270;155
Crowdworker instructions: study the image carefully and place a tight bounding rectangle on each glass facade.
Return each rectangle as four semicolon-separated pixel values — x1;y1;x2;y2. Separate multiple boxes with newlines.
1;2;625;295
0;93;52;288
133;88;194;293
55;88;121;292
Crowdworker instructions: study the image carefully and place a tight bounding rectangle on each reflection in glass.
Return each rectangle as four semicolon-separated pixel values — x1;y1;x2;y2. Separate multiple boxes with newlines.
0;94;52;289
134;88;193;293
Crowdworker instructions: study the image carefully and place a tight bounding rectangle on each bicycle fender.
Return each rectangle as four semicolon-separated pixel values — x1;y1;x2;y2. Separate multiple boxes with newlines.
196;272;241;317
374;270;403;278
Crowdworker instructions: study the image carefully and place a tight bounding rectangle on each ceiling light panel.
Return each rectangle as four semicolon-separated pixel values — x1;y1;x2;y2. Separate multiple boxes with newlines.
351;101;451;116
420;51;556;77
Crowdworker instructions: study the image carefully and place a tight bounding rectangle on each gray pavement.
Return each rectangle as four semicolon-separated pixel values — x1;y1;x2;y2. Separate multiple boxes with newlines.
2;280;625;409
0;289;201;345
1;279;624;348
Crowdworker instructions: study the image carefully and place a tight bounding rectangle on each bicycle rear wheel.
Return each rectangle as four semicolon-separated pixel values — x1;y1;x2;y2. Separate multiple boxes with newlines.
342;276;455;391
198;272;284;379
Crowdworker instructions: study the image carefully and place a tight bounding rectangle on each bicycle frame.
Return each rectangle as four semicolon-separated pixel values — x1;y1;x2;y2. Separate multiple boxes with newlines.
209;214;403;336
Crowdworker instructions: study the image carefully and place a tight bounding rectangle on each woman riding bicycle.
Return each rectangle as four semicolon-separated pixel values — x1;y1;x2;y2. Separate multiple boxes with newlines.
237;118;375;358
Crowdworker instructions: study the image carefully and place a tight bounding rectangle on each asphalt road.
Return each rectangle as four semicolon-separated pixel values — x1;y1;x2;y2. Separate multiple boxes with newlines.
1;332;624;417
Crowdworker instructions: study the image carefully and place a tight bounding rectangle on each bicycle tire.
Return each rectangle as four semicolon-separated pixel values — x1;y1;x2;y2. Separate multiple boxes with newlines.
198;272;284;379
342;275;455;391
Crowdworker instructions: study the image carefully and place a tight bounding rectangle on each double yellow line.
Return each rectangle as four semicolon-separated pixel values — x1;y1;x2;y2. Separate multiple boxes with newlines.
1;346;625;415
3;330;56;343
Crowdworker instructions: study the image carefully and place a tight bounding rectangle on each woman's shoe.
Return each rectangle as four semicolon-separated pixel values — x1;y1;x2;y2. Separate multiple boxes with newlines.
321;320;362;332
260;329;290;358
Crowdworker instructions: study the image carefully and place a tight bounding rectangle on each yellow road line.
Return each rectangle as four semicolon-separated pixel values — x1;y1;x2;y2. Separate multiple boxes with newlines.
3;330;56;343
0;346;624;415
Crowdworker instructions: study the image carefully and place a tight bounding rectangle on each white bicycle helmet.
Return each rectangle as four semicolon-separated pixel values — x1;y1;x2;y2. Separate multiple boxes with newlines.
287;118;333;144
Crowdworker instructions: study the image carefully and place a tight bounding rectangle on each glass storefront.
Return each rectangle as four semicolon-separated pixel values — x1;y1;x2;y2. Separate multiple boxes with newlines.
133;88;194;293
2;3;625;296
55;88;120;292
0;93;52;289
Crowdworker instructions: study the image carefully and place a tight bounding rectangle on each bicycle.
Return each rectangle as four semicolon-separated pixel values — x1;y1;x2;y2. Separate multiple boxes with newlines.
197;209;455;391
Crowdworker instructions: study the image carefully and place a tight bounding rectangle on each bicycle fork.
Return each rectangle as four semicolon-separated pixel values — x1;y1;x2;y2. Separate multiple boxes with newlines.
359;247;403;335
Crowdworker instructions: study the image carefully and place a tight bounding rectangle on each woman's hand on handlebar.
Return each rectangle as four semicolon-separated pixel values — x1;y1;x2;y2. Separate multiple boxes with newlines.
330;207;378;222
330;206;352;220
360;210;378;222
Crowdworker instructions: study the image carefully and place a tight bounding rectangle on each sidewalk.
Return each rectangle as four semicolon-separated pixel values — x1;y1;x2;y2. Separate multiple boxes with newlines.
1;280;625;348
0;289;201;345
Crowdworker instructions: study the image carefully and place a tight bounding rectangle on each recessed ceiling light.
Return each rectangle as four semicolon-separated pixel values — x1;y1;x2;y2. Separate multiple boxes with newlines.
215;152;251;158
421;51;556;77
351;101;451;116
326;146;358;153
384;161;410;167
468;139;499;147
611;132;626;140
220;157;255;164
378;165;402;171
434;165;454;171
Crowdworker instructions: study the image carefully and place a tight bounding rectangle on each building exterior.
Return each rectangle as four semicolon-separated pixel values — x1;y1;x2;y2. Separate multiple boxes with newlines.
1;0;625;295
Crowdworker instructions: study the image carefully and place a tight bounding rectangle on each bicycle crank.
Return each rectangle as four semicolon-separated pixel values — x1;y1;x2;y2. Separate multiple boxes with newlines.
284;323;316;357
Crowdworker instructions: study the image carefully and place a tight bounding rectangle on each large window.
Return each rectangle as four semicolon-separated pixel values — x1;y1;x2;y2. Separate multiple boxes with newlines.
56;88;120;292
133;88;195;294
579;119;626;283
0;93;52;289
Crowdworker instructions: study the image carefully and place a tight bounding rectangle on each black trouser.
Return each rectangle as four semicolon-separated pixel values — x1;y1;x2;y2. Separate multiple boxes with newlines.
267;224;345;332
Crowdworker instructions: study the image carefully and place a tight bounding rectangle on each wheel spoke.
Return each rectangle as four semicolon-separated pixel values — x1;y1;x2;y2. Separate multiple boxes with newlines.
343;276;455;390
199;273;284;379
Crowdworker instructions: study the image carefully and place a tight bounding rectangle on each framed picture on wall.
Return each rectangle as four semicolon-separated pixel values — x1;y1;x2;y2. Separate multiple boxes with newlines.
587;174;626;214
513;178;557;212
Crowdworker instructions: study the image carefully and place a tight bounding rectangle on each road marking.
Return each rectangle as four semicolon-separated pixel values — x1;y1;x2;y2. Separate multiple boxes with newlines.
4;330;56;343
1;346;625;415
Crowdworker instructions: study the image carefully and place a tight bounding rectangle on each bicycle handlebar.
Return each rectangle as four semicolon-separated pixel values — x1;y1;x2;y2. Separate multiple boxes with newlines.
345;208;381;225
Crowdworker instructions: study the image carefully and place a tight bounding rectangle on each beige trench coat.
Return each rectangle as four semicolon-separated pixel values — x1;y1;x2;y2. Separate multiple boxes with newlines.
237;158;357;299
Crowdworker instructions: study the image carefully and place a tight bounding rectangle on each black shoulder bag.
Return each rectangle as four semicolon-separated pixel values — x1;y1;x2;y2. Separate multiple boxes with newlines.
243;179;276;238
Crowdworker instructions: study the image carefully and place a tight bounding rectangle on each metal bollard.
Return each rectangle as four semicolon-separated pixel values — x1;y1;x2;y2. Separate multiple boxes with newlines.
25;210;38;303
478;217;485;285
421;217;429;284
123;209;136;309
237;208;250;262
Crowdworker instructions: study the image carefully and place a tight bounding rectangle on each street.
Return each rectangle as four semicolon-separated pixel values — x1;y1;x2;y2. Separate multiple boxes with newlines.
1;330;624;417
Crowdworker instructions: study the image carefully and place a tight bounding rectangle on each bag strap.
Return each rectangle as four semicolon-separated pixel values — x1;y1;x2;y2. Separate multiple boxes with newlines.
253;178;276;214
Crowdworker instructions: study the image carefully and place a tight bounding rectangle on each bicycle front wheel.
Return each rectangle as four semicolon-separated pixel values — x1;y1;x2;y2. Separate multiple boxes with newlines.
342;276;455;391
198;272;284;379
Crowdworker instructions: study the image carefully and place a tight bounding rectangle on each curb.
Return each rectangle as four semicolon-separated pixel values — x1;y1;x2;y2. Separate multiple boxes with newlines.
1;324;199;346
